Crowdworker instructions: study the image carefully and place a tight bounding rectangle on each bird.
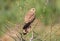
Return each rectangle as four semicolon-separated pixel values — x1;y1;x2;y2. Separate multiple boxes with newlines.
23;8;36;35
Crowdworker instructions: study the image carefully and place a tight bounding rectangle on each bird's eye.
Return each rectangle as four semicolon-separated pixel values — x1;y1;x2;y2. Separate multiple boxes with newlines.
32;8;35;11
30;8;35;12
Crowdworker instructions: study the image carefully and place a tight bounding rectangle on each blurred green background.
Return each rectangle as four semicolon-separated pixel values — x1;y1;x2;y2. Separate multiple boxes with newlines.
0;0;60;41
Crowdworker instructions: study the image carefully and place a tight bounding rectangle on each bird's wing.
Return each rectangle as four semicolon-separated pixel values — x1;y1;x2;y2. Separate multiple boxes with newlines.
24;12;35;23
24;8;35;23
28;14;35;22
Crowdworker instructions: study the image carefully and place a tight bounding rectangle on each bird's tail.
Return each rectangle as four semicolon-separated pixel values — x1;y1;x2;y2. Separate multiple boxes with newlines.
23;22;31;35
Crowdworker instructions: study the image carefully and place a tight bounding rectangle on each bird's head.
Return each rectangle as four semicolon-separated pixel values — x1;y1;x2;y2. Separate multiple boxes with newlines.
30;8;36;13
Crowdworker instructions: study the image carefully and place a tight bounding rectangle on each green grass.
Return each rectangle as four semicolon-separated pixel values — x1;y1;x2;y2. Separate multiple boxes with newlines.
0;0;60;41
